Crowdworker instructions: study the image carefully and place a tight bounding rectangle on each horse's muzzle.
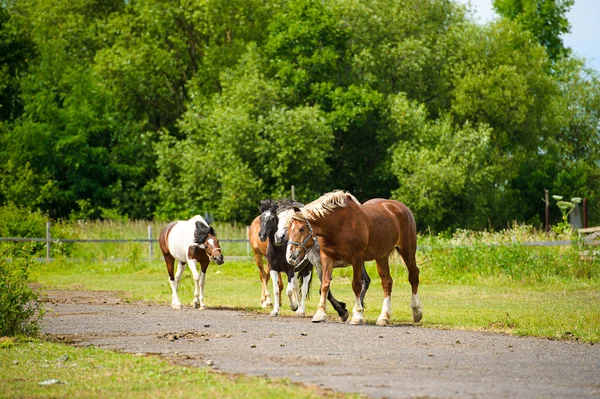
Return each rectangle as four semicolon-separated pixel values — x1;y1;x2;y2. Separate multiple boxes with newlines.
214;255;224;265
258;232;267;242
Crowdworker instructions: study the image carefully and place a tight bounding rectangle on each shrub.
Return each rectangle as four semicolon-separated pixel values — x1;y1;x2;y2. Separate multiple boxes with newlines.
0;203;47;257
0;247;45;336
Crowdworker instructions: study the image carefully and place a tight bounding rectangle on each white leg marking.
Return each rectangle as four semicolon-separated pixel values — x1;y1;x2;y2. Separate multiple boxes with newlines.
349;296;364;325
169;279;181;309
287;275;299;312
175;261;185;289
296;271;311;317
270;270;280;317
187;259;202;309
198;271;206;309
412;293;422;322
376;296;392;326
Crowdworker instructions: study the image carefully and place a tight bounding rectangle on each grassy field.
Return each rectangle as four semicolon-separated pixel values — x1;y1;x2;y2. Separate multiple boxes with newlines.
5;221;599;398
0;338;357;399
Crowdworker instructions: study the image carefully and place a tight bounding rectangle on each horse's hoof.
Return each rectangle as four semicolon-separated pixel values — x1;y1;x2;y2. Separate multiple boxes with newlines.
311;312;326;323
340;309;349;322
349;317;364;325
171;303;182;310
193;301;201;309
290;303;299;312
199;305;206;310
296;310;306;317
376;316;390;326
412;308;423;323
270;310;279;317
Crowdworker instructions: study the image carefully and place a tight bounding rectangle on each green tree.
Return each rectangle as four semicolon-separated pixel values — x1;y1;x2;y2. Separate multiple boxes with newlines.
493;0;573;62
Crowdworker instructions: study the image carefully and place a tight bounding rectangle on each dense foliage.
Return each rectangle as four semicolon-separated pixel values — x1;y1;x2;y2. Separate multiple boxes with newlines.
0;247;44;336
1;0;598;231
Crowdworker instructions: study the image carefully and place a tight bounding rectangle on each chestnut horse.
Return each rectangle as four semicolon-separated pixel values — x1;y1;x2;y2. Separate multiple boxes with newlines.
273;206;371;322
159;215;224;309
286;191;422;326
248;215;283;308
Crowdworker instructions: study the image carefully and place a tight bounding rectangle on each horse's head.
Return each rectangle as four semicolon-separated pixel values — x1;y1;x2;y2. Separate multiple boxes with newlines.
258;199;278;242
286;210;315;266
273;208;294;246
194;221;224;265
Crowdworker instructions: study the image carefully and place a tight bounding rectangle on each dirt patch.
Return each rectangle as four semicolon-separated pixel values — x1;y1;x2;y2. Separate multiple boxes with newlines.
41;290;600;399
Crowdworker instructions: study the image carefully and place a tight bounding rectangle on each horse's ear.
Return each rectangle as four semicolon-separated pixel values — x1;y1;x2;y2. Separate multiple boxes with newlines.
293;206;301;213
209;226;216;236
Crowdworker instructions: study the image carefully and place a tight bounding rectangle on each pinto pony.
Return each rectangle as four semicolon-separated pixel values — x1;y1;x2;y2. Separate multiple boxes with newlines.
159;215;224;309
258;199;313;317
286;191;422;326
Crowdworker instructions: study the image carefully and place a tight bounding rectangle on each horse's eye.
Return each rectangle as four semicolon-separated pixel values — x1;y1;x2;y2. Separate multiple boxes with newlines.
299;227;305;233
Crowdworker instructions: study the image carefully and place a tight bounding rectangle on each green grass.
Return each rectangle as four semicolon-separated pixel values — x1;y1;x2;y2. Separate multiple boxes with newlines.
0;338;356;399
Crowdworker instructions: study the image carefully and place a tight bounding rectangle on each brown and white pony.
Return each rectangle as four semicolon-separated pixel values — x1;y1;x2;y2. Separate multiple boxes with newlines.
159;215;224;309
286;191;422;326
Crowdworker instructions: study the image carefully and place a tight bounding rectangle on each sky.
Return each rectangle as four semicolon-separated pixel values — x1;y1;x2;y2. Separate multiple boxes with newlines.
456;0;600;72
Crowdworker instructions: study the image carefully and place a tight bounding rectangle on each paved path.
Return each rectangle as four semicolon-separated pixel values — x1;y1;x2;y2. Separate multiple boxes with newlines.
42;290;600;399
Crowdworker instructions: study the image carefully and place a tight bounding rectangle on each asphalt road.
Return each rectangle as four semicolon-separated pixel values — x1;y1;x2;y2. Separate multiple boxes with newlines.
41;290;600;399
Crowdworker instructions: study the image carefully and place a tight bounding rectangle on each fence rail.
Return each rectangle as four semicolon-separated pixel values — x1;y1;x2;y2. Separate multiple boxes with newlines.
2;222;597;262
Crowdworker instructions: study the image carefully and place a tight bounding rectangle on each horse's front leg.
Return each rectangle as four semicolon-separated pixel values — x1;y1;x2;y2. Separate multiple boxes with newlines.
312;255;334;323
187;259;205;309
286;271;299;312
270;270;281;317
350;257;366;325
296;268;311;317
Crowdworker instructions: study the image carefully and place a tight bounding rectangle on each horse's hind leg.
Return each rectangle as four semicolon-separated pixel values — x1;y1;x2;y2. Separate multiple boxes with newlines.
166;257;184;310
350;257;367;325
375;256;393;326
397;246;422;322
359;262;371;308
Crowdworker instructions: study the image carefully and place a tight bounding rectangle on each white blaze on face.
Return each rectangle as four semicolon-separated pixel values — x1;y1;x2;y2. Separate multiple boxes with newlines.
275;209;293;243
208;238;215;247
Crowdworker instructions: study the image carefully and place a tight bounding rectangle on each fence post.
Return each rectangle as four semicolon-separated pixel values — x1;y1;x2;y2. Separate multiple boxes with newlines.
46;221;51;262
544;189;549;236
148;225;153;260
291;185;295;201
583;198;588;229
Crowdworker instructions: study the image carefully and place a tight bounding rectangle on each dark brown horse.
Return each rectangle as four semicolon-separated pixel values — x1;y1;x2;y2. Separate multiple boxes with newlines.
159;215;224;309
286;191;422;325
248;215;283;308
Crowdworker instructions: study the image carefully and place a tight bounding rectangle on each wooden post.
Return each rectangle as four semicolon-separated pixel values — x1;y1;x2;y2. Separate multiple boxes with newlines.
46;221;51;262
544;189;549;236
291;185;295;201
148;225;153;260
583;198;588;229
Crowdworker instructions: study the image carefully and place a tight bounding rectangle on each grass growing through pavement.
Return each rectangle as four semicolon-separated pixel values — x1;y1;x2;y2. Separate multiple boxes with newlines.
0;338;356;399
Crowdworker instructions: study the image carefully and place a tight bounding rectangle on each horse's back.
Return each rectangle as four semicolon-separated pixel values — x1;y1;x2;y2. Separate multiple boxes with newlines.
361;199;417;256
166;219;198;262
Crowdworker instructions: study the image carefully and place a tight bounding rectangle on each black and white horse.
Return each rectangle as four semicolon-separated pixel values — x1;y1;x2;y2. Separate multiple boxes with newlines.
274;206;371;322
258;199;312;317
159;215;224;309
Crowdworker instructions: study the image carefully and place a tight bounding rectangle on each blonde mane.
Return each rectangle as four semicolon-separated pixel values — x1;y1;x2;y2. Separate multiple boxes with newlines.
292;190;360;221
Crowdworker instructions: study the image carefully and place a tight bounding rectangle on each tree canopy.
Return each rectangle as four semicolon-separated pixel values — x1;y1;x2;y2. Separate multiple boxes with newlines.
1;0;598;231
